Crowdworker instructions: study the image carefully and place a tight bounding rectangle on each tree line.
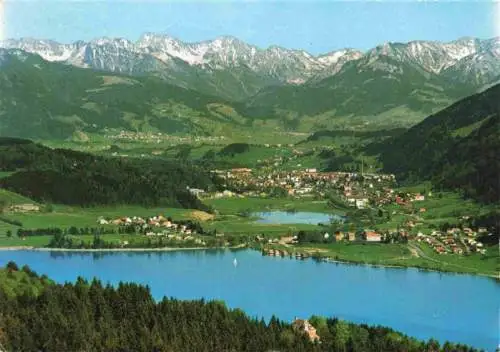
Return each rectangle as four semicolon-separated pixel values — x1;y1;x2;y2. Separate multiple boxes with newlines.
0;138;223;210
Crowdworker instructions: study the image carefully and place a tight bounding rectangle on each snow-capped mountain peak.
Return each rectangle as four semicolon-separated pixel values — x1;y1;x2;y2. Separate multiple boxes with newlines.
1;34;498;96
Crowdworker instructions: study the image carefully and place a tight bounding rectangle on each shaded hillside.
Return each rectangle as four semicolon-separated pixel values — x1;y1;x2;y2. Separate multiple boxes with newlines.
0;50;246;139
432;114;500;203
243;55;477;124
0;138;219;209
375;84;500;203
300;128;407;144
0;263;479;352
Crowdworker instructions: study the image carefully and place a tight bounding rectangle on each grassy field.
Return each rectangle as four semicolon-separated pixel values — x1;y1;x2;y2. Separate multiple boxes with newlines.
0;198;329;243
407;242;499;277
205;197;333;214
295;242;411;263
372;188;496;234
0;171;18;179
203;197;339;235
0;233;204;249
0;188;497;277
266;241;499;277
0;205;196;233
0;235;52;247
205;217;317;236
0;189;38;206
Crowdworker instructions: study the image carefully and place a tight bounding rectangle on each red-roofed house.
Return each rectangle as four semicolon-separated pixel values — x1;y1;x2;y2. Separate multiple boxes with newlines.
364;231;382;242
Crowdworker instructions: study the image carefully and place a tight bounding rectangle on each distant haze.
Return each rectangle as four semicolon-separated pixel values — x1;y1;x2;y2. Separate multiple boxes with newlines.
0;0;4;41
496;2;500;37
2;1;496;55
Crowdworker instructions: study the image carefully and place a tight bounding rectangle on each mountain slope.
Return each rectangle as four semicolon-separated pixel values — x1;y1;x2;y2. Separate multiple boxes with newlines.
1;35;499;138
4;35;497;103
2;34;362;101
433;114;499;203
375;84;500;203
244;53;477;127
0;49;249;139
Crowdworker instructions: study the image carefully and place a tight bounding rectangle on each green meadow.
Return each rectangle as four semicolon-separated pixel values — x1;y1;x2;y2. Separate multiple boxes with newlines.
204;197;332;214
266;241;498;277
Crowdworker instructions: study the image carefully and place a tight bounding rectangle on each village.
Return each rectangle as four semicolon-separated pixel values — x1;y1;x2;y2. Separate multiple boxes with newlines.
187;167;492;258
207;167;396;205
416;228;488;255
104;130;226;145
96;214;209;246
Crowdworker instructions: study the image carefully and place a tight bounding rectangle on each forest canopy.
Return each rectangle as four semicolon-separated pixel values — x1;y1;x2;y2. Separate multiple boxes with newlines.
0;138;221;209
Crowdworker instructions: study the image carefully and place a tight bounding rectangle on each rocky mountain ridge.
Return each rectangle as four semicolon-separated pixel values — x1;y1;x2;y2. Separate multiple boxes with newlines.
2;34;498;100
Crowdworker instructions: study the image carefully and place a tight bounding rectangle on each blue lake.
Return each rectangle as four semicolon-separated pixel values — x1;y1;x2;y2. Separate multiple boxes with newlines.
254;211;342;225
0;249;498;351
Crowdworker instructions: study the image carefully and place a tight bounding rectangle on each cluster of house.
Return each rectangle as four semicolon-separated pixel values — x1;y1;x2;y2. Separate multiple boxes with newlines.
340;178;429;211
105;130;225;145
97;215;197;235
261;230;383;245
416;227;488;255
8;203;40;213
193;168;412;211
339;173;396;208
210;168;397;201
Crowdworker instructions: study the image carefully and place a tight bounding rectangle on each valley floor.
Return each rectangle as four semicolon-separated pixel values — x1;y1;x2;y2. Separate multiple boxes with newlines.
0;195;497;278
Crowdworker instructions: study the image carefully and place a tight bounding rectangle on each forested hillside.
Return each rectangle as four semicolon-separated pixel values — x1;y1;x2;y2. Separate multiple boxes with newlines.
0;138;220;209
0;47;490;140
375;84;500;203
0;49;246;139
0;263;477;352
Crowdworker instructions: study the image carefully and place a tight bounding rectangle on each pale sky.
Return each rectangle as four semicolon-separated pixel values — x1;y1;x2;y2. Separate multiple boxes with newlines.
2;0;498;54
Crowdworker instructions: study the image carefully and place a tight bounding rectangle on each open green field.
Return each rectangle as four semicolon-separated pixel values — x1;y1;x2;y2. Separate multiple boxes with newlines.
0;205;196;232
405;242;499;277
0;198;330;241
0;171;18;180
0;189;38;206
0;232;205;249
205;216;317;236
0;235;52;247
267;241;498;277
0;187;497;277
203;197;342;236
295;242;411;263
205;197;333;214
373;188;496;233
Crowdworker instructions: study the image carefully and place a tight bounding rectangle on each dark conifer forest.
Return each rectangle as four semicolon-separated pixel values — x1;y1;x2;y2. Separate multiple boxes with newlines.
375;84;500;204
0;138;221;210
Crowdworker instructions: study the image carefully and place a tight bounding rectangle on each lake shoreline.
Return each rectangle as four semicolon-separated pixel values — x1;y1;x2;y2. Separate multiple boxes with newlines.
0;245;497;279
0;246;497;350
318;256;499;280
259;247;499;280
0;245;243;252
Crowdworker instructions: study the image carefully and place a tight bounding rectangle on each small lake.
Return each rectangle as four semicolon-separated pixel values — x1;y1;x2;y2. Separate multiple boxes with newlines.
0;249;498;351
253;211;342;225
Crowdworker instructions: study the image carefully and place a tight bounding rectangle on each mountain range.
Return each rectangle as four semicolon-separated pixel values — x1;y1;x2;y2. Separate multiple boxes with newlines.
0;49;246;139
2;35;498;101
0;34;499;139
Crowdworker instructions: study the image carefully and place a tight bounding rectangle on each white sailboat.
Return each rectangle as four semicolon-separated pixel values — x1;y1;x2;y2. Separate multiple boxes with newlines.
233;258;238;267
